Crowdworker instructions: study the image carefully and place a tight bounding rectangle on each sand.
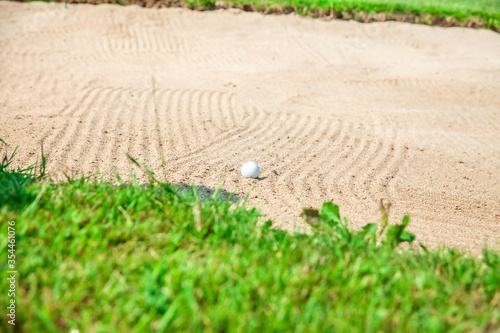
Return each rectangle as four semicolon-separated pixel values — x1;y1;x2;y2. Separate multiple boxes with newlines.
1;2;499;252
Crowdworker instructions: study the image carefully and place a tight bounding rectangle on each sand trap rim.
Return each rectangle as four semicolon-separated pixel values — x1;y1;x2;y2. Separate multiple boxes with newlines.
17;0;500;32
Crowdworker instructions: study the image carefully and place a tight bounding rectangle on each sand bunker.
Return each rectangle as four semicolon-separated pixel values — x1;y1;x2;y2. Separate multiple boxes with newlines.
1;2;499;252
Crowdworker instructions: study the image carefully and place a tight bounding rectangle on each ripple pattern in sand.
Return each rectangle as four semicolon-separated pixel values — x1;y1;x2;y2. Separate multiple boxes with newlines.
42;85;246;176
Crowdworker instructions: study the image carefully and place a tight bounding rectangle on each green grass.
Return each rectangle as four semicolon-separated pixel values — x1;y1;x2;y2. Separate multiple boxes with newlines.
212;0;499;24
205;0;499;18
1;143;499;332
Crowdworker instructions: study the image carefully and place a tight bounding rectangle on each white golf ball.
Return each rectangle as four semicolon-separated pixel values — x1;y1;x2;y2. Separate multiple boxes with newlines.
241;161;260;178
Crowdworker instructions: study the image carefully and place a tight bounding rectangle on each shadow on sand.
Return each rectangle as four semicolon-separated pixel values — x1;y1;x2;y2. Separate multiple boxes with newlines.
173;183;241;203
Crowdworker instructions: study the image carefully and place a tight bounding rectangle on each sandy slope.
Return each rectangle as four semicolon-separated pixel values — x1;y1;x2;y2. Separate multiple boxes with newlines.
1;2;499;252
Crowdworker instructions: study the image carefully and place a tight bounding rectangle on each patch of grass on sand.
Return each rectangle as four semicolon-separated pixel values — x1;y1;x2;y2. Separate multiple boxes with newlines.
193;0;499;29
1;143;499;332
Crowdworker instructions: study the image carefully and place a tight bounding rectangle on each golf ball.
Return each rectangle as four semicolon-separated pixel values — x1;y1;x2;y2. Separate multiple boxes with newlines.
241;161;260;178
